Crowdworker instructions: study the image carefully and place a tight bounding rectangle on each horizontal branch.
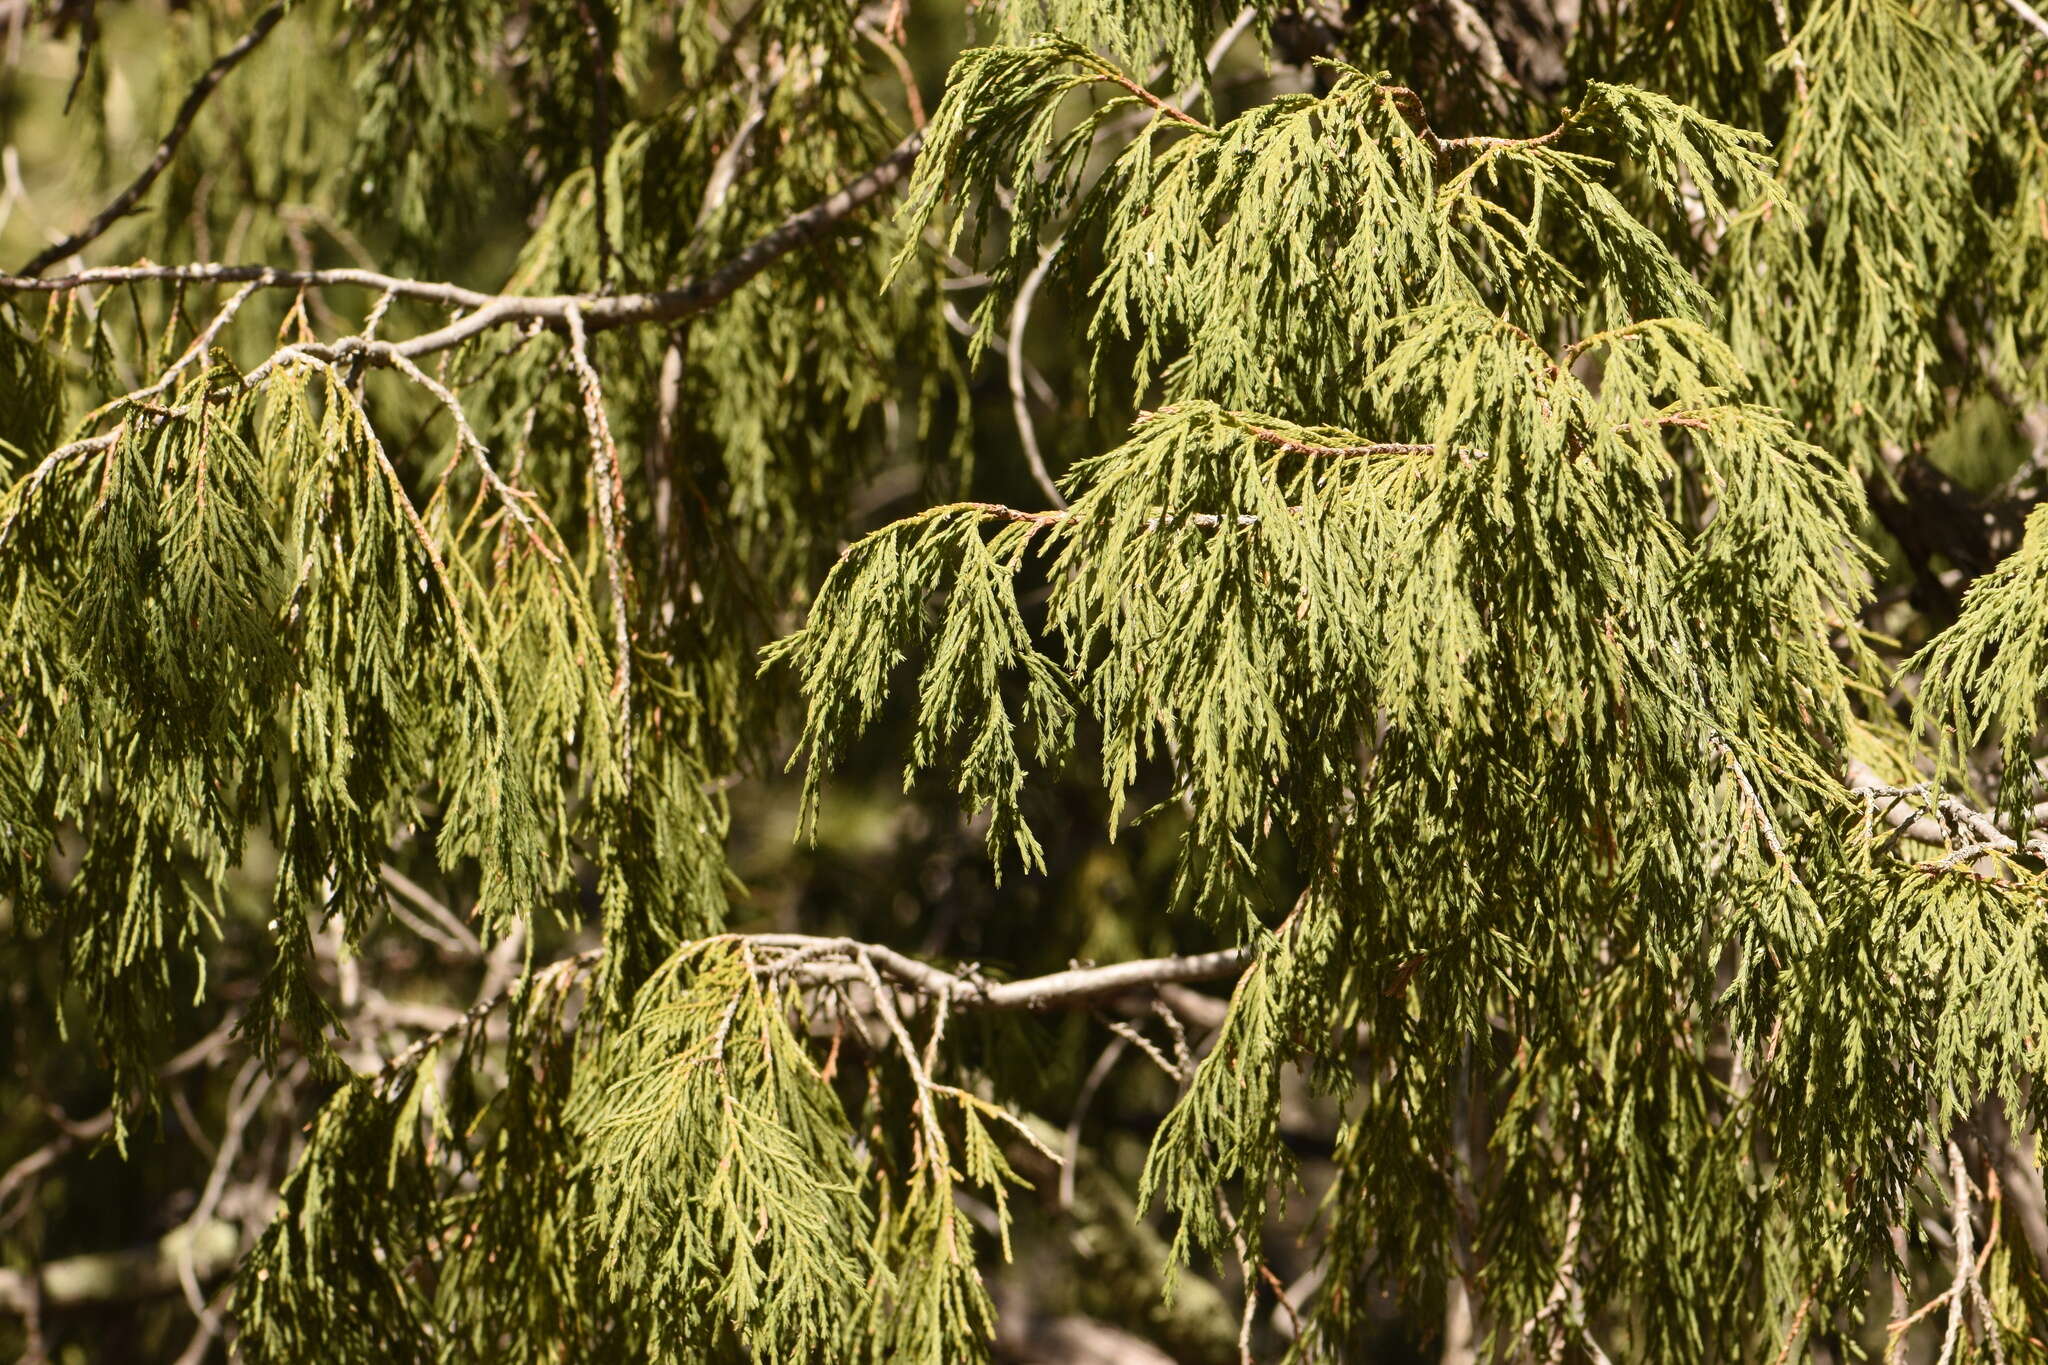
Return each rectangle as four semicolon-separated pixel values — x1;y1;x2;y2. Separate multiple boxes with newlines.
1842;759;2048;882
369;935;1251;1082
747;934;1252;1010
1241;424;1484;462
1;131;924;360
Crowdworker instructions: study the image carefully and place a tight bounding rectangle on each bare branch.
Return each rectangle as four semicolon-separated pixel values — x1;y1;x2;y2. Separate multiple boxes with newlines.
1999;0;2048;44
380;864;485;958
1;132;924;359
1938;1142;1975;1365
1009;244;1067;510
18;1;289;277
1058;1036;1128;1209
366;935;1252;1087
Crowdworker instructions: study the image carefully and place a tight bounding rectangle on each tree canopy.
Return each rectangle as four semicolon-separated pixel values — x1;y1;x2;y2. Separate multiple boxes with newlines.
4;0;2048;1361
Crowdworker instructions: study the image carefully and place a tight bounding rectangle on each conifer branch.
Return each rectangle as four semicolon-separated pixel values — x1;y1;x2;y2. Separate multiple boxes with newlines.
0;131;925;356
1888;1155;2004;1348
12;10;2048;1354
379;350;562;563
1380;84;1581;165
1238;425;1481;461
1713;731;1800;884
369;937;1250;1084
16;1;290;278
747;935;1253;1011
1379;85;1449;164
1845;759;2047;873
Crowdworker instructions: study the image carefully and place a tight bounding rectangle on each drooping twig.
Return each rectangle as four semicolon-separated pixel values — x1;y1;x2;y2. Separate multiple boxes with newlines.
563;305;635;780
1008;245;1067;509
18;1;290;277
1937;1142;1976;1365
1770;1290;1814;1365
379;864;484;958
1709;728;1804;889
1057;1035;1127;1210
1074;54;1216;132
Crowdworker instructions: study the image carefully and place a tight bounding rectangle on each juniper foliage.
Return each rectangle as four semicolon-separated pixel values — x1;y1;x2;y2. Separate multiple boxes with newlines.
5;2;2048;1362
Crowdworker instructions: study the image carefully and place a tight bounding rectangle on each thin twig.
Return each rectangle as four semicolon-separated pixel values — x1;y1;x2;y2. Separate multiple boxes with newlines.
1937;1142;1975;1365
1770;1290;1814;1365
379;865;485;958
19;1;290;277
858;19;926;128
1077;54;1216;131
174;1059;271;1316
1516;1184;1586;1356
1058;1036;1126;1210
1711;730;1803;888
1008;244;1067;510
563;305;635;780
131;278;261;400
747;933;1253;1010
1099;1013;1181;1081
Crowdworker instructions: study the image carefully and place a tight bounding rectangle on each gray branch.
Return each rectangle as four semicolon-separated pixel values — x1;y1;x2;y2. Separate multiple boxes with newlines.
2;132;924;359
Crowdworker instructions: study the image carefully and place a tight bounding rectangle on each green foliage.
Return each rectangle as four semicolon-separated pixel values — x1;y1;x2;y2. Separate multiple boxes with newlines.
0;314;62;471
766;506;1074;870
9;2;2048;1362
1916;504;2048;815
575;944;875;1358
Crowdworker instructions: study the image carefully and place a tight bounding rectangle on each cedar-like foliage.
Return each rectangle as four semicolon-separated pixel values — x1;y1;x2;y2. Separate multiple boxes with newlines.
4;2;2048;1362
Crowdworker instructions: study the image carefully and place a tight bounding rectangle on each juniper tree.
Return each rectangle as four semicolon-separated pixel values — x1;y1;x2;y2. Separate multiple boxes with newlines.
5;0;2048;1361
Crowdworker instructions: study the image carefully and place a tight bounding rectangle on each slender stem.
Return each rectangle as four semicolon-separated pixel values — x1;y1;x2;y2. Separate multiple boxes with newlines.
564;306;636;779
1079;55;1216;132
1009;245;1068;510
18;2;290;277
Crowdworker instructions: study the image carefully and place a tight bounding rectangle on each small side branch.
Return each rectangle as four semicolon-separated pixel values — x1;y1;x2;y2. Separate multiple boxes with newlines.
1076;54;1216;131
18;1;290;277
